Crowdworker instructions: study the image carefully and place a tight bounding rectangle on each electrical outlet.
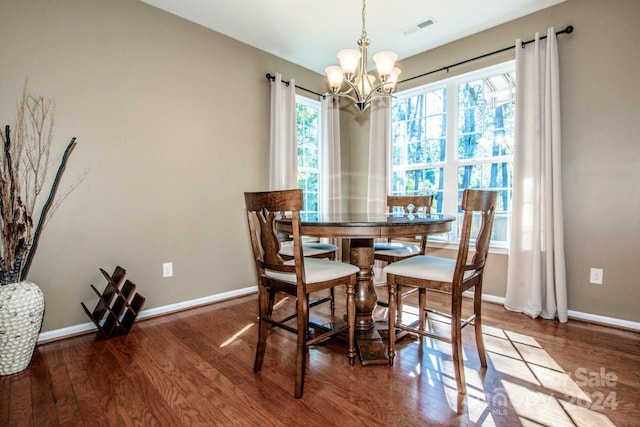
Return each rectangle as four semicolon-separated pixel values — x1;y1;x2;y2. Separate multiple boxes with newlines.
163;262;173;278
590;268;603;285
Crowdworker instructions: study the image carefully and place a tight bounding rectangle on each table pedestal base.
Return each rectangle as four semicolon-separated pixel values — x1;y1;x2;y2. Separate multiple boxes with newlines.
355;328;389;366
350;238;390;365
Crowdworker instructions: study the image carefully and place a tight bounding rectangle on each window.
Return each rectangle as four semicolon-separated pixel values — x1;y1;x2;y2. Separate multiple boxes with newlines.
391;62;515;246
296;96;321;221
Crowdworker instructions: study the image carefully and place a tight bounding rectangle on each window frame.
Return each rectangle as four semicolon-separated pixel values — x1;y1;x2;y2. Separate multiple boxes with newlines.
391;61;516;249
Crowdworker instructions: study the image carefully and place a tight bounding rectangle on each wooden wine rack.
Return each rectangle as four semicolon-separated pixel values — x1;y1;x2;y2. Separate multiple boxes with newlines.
81;266;146;338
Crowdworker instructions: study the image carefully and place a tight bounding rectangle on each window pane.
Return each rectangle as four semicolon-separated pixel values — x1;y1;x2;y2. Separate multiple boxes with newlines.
458;73;515;161
298;171;319;221
458;163;511;199
426;89;446;115
296;97;321;221
392;167;443;211
457;163;512;243
426;115;445;139
392;88;447;168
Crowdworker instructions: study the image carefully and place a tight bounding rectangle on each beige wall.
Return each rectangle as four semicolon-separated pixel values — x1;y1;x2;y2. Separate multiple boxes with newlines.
2;0;638;334
342;0;640;322
0;0;325;332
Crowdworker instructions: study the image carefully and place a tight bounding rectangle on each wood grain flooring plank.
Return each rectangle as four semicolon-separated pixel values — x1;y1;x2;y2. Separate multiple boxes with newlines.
39;341;86;426
80;338;145;427
27;349;60;427
7;367;34;426
0;375;9;425
100;338;184;426
117;326;243;425
59;335;111;427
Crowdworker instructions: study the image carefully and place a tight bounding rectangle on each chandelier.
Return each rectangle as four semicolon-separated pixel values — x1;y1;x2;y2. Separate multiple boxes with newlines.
325;0;401;112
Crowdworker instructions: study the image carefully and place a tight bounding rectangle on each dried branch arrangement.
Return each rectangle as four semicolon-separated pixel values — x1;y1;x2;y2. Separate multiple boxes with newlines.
0;86;77;284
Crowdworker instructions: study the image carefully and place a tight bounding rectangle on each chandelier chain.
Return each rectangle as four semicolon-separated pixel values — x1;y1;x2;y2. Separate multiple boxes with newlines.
361;0;367;39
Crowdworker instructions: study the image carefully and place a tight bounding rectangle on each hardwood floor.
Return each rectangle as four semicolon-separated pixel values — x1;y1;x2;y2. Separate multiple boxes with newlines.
2;288;638;426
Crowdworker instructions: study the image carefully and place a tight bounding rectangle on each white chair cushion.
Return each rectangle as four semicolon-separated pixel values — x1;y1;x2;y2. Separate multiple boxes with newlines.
374;242;421;257
383;255;475;282
265;258;359;284
279;242;339;258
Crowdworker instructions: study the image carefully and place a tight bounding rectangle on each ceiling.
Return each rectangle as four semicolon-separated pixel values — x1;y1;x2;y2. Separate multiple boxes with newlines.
140;0;565;75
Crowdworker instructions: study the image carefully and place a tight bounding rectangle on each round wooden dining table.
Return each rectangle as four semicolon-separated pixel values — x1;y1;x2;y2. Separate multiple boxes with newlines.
277;212;455;365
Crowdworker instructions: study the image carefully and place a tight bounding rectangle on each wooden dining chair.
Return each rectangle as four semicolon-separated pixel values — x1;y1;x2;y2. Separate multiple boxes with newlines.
374;195;434;263
244;189;357;399
375;195;433;319
384;189;497;395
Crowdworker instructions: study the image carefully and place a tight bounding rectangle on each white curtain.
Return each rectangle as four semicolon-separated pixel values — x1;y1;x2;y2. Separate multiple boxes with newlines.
320;95;342;255
368;97;391;283
320;95;342;216
367;97;391;215
505;28;568;322
269;73;298;190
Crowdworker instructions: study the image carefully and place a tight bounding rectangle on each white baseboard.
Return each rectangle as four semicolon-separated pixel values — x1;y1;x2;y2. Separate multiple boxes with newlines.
565;309;640;331
464;292;640;331
37;286;258;343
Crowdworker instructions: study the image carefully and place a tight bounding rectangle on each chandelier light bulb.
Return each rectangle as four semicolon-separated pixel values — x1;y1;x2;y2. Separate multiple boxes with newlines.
337;49;361;77
325;66;345;91
384;67;402;93
373;51;398;77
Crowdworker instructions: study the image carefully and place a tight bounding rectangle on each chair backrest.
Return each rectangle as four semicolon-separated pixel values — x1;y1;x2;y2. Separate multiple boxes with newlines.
454;189;498;290
386;195;433;215
244;189;304;279
385;195;434;251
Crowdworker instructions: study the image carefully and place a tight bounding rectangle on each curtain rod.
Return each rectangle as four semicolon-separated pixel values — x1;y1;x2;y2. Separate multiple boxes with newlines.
265;73;324;98
399;25;574;85
267;25;573;96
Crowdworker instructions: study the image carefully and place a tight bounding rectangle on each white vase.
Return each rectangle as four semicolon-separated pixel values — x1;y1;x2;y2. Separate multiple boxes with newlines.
0;281;45;375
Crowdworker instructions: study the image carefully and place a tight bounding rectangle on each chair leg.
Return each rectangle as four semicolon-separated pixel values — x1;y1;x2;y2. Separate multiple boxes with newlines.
346;282;356;366
418;288;427;332
473;286;487;368
387;275;397;365
396;284;403;325
451;292;467;395
329;251;337;314
330;288;335;315
294;294;309;399
266;289;276;317
254;286;270;373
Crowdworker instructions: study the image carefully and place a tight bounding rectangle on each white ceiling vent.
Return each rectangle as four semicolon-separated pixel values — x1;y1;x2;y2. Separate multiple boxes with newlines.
402;18;436;36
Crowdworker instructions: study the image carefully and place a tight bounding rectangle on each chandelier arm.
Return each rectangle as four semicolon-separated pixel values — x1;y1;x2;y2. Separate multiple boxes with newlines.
368;82;396;98
333;80;396;108
331;92;363;105
342;79;366;102
362;89;392;106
